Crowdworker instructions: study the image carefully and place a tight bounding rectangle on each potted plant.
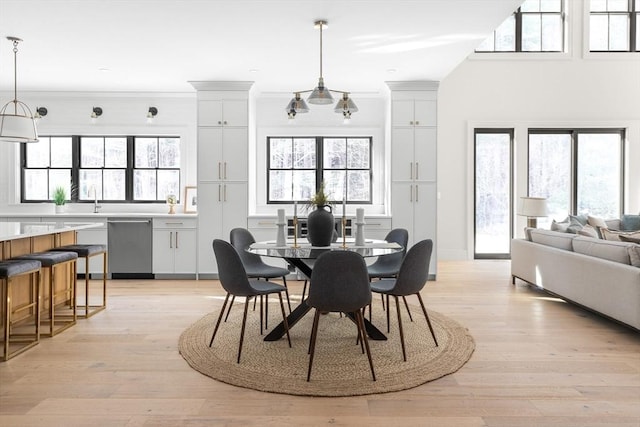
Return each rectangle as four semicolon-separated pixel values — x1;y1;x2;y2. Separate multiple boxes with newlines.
53;186;66;213
306;182;335;247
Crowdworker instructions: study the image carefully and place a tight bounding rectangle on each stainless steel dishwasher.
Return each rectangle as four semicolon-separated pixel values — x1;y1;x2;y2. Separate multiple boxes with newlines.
107;218;153;279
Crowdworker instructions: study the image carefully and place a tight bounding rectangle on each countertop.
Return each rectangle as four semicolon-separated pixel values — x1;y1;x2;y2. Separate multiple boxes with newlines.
0;221;104;241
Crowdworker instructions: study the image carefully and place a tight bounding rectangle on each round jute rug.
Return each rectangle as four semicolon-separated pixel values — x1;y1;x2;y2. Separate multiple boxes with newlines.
179;304;475;397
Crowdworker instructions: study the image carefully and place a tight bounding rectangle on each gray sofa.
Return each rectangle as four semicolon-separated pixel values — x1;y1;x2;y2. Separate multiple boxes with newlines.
511;223;640;330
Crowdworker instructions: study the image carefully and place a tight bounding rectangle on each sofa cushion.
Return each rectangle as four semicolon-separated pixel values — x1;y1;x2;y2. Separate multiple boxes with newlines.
601;229;640;242
621;214;640;231
628;246;640;267
572;236;633;265
530;229;576;251
569;214;588;226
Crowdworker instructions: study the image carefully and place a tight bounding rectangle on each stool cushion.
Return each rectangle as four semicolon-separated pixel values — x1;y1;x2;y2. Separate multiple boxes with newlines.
50;244;106;257
0;260;42;278
14;251;78;267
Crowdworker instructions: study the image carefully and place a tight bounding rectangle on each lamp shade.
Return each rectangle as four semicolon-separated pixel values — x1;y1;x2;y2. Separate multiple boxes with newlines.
307;78;334;105
0;102;38;143
334;95;359;113
518;197;548;217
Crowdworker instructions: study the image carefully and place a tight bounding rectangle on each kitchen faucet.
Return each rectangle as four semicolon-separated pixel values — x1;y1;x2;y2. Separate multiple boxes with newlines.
92;186;101;213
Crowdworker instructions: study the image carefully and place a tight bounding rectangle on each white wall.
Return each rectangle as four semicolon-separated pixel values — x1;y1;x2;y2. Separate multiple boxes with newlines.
437;1;640;260
0;91;197;214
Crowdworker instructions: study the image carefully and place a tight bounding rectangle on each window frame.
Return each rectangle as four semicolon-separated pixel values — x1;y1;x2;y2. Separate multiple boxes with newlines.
475;0;566;53
527;128;625;218
473;128;514;260
266;136;373;204
589;0;639;52
21;135;181;204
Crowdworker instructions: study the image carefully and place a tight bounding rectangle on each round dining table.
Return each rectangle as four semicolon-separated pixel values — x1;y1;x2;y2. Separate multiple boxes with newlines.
247;239;403;341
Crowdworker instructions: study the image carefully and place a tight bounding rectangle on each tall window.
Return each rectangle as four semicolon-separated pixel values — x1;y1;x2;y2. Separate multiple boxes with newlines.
528;129;624;224
267;136;372;203
22;135;180;203
590;0;639;51
474;129;513;258
22;136;73;201
476;0;565;52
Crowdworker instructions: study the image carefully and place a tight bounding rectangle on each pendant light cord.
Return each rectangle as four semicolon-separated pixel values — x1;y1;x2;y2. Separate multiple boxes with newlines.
319;23;323;80
12;40;19;112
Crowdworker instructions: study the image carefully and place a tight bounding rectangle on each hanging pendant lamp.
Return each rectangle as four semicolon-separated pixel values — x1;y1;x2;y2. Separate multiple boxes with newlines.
286;20;358;121
0;37;38;143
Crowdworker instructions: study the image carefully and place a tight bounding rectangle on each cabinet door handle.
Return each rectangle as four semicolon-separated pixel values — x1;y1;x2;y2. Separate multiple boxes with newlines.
415;185;419;202
223;120;228;125
217;120;222;125
409;120;414;125
224;185;227;202
218;184;221;201
416;162;419;180
410;185;413;202
169;231;173;249
410;162;413;180
415;120;420;126
176;231;179;249
218;162;221;180
224;162;227;180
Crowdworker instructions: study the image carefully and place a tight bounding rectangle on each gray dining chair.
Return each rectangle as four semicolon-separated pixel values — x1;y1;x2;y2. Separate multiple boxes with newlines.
370;239;437;362
367;228;411;316
306;250;375;382
210;239;291;363
230;228;292;313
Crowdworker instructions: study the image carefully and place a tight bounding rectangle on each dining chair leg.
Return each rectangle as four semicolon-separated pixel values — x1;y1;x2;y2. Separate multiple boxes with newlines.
282;276;292;313
277;293;292;348
395;295;407;362
386;294;391;333
381;293;386;311
237;298;251;363
402;296;413;322
307;308;319;355
224;295;235;322
259;295;263;335
416;292;438;346
210;293;230;347
356;309;376;381
265;294;269;330
306;309;321;381
355;311;365;353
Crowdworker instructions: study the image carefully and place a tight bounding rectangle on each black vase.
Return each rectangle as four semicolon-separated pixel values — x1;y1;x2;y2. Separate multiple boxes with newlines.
307;205;335;247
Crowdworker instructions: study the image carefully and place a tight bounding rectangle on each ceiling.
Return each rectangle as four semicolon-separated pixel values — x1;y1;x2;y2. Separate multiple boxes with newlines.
0;0;522;95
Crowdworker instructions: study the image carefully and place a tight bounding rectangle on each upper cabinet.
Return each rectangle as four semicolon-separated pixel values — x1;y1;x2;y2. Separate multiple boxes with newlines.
197;99;248;127
391;99;437;127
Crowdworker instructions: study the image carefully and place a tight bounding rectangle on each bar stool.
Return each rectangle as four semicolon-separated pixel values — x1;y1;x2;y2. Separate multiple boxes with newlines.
0;260;42;361
50;244;107;318
13;251;77;336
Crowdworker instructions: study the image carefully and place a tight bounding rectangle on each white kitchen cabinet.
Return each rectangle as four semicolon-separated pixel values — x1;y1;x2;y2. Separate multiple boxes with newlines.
192;83;253;277
388;82;438;277
152;218;197;276
197;99;248;127
197;181;248;275
197;127;248;182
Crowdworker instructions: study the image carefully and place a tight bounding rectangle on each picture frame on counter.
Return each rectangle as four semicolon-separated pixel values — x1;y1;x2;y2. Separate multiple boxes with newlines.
184;186;197;213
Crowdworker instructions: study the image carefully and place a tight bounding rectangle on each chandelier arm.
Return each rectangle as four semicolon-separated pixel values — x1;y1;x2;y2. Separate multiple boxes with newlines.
292;90;314;94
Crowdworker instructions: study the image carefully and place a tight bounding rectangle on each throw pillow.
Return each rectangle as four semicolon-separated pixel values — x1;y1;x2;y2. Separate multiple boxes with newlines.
628;245;640;268
551;218;570;232
566;217;584;234
601;229;640;242
619;235;640;244
587;215;609;238
569;214;588;226
577;224;598;238
621;214;640;231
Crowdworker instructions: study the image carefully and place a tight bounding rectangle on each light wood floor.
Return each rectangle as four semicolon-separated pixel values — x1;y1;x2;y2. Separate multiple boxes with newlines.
0;260;638;427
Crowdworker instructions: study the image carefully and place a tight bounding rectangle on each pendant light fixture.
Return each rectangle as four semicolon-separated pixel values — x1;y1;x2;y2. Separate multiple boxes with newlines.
0;37;38;143
286;20;358;122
